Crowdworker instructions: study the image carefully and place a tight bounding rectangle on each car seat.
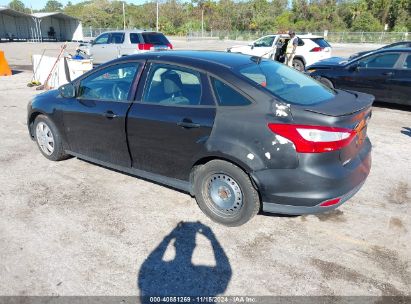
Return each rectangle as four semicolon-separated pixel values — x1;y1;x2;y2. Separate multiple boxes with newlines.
160;71;189;105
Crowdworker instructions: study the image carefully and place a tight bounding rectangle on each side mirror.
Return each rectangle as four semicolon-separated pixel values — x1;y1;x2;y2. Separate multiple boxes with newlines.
89;39;94;45
59;83;76;98
248;43;254;49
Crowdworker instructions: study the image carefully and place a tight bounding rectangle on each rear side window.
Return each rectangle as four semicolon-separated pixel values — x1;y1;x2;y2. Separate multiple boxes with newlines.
143;64;203;106
237;61;335;105
359;53;400;68
311;38;330;48
211;78;251;106
110;32;125;44
142;33;170;45
130;33;141;44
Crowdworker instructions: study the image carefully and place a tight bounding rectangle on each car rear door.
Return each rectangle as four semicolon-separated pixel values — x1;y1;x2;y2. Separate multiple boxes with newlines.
387;52;411;106
62;61;143;167
127;62;216;181
337;52;401;102
107;32;125;59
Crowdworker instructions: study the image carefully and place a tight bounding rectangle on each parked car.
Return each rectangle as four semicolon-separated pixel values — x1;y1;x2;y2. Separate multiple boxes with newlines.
226;34;332;71
27;51;372;226
306;48;411;106
80;30;173;64
348;41;411;60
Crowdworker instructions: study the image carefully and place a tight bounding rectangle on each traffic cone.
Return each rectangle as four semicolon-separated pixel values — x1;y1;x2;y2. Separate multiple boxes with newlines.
0;51;12;76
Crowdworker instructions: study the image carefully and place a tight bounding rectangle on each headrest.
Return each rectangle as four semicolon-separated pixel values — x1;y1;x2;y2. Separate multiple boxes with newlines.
162;72;182;95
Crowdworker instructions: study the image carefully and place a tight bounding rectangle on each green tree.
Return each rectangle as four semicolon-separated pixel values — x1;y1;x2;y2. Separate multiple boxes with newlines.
43;0;63;12
351;11;383;32
8;0;28;13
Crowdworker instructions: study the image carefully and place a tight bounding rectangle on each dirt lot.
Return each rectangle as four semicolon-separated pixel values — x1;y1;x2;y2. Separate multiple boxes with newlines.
0;41;410;297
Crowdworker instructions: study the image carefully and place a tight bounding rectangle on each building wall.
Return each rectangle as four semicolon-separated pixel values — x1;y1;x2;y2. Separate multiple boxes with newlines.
0;11;83;41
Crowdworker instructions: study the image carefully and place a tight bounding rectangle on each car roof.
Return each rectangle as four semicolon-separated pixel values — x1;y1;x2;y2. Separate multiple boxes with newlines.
99;30;165;35
261;34;324;39
121;50;258;71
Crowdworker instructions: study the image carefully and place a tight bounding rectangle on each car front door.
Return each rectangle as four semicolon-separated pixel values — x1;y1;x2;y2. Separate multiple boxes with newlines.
90;33;110;64
387;52;411;106
127;63;216;181
337;52;401;102
250;35;277;57
61;61;142;167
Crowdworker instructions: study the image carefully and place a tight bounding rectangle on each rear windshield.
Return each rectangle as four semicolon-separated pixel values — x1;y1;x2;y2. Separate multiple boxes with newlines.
237;61;335;105
311;38;331;48
142;33;170;45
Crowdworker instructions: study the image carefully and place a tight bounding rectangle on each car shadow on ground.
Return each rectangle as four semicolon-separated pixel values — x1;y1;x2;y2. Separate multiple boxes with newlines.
373;101;410;112
137;221;232;301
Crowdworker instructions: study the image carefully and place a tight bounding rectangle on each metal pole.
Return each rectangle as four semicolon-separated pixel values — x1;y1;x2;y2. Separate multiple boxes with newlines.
156;1;159;32
201;9;204;38
123;2;126;30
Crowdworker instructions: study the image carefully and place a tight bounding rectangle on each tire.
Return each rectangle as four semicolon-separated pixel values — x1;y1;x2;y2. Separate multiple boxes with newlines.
292;59;305;72
319;77;334;89
193;160;260;226
33;115;69;161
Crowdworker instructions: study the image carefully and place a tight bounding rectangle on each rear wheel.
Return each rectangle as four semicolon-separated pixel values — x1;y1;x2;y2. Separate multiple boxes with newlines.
194;160;260;226
34;115;68;161
292;59;305;71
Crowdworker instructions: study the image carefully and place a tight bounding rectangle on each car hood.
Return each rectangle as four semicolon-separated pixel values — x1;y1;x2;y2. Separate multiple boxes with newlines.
307;57;348;69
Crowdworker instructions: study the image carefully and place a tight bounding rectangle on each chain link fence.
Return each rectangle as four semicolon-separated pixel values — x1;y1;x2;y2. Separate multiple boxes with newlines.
186;30;410;44
83;28;409;44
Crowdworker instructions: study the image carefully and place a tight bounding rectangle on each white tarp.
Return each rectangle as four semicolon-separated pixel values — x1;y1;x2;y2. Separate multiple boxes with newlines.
32;55;92;88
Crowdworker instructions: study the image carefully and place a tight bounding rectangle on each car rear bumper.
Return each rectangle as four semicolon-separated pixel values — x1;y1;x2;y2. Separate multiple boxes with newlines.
251;138;371;215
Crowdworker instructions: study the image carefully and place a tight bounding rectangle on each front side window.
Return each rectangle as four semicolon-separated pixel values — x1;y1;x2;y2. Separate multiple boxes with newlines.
143;64;202;106
94;33;109;45
211;78;251;106
78;63;139;101
254;36;276;47
358;53;400;69
237;60;335;105
403;54;411;69
110;32;125;44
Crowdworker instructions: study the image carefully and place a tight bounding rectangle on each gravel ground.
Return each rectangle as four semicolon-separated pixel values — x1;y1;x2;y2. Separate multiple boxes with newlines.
0;41;410;298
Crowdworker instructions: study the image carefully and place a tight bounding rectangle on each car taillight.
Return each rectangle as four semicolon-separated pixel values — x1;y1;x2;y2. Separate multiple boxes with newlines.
138;43;154;50
167;43;173;49
267;124;356;153
310;47;324;52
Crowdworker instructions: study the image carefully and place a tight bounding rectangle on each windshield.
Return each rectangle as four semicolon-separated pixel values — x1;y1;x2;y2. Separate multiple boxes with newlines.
237;61;335;105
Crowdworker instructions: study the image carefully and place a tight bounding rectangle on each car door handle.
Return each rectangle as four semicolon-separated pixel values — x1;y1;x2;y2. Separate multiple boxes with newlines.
177;120;200;129
382;72;393;76
104;111;117;119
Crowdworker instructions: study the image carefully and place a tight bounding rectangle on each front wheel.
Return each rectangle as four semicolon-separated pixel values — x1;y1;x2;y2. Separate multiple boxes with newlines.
293;59;305;72
194;160;260;226
34;115;68;161
319;77;334;89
